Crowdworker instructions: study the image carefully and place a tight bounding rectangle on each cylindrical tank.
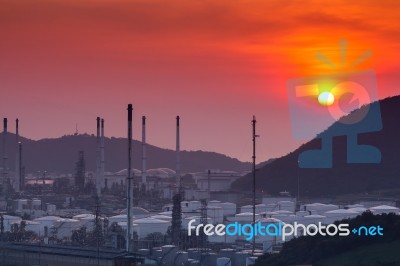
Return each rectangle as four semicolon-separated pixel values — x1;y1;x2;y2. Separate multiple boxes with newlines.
187;248;202;260
161;245;178;265
133;218;169;238
234;251;250;266
207;206;223;224
173;251;189;265
188;201;201;212
108;214;128;224
277;201;295;212
3;215;22;232
221;202;237;216
255;204;266;214
202;252;217;266
138;249;150;256
234;212;261;223
150;215;172;222
219;248;235;261
217;257;232;266
208;200;222;207
189;260;200;266
54;218;80;239
32;199;42;210
246;256;257;265
240;205;253;213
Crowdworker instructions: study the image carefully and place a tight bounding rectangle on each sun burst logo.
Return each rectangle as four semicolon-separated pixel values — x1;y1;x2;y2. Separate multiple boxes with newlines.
286;40;382;168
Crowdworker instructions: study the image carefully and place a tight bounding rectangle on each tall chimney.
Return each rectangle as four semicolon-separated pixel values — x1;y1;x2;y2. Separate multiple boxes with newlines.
96;117;101;197
14;119;20;192
141;116;147;190
19;142;23;191
176;116;181;194
2;118;8;194
126;104;133;252
100;119;105;191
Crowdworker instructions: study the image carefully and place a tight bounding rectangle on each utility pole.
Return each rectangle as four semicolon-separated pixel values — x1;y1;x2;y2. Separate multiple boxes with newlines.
126;104;133;253
207;170;211;199
252;116;258;255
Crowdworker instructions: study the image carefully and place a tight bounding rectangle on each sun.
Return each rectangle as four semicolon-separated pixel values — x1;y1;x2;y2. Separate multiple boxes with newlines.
318;91;335;106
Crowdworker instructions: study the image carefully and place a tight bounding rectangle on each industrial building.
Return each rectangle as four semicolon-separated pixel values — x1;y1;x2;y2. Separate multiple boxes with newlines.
0;243;153;266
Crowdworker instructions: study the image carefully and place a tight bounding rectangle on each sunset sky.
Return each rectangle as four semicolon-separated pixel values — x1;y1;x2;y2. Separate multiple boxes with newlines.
1;0;399;162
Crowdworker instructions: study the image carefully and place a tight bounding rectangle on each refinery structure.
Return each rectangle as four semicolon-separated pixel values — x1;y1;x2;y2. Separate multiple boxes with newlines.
0;107;399;266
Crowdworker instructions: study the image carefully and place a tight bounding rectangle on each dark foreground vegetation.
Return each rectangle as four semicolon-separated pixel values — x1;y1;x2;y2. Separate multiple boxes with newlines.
256;212;400;266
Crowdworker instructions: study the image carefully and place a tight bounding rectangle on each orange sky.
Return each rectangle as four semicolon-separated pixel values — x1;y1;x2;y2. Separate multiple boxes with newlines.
0;0;399;162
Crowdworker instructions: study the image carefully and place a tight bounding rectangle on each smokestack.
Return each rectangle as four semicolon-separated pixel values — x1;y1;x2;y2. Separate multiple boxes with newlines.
15;119;20;192
2;118;8;194
126;104;133;252
141;116;147;190
19;142;23;191
100;118;105;191
176;116;181;194
96;117;101;197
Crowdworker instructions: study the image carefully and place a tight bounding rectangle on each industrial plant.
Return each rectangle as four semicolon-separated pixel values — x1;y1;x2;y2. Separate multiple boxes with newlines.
0;106;399;266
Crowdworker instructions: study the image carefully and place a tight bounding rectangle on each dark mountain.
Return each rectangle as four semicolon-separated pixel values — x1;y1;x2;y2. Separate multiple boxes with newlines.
0;133;251;174
232;95;400;197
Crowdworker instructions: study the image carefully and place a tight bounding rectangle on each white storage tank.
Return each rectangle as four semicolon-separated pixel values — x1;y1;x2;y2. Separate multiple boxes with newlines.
277;201;295;212
32;199;42;210
304;203;338;214
219;248;235;260
246;256;257;265
217;257;231;266
33;216;62;235
54;218;80;239
188;201;201;212
133;217;170;238
235;251;250;266
230;212;261;223
240;205;253;213
117;221;139;235
265;203;278;212
120;207;150;218
160;245;179;265
150;215;172;222
159;211;187;219
207;206;223;224
181;201;190;212
324;209;359;223
369;205;400;215
73;214;96;230
3;215;22;232
255;204;266;214
108;214;134;225
15;199;28;211
174;251;189;265
347;207;368;214
46;204;57;214
208;200;222;207
22;221;42;235
202;252;218;266
220;202;237;216
296;210;309;217
73;213;95;220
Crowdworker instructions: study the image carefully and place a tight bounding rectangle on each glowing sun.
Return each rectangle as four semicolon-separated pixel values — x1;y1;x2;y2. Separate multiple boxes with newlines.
318;91;335;106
